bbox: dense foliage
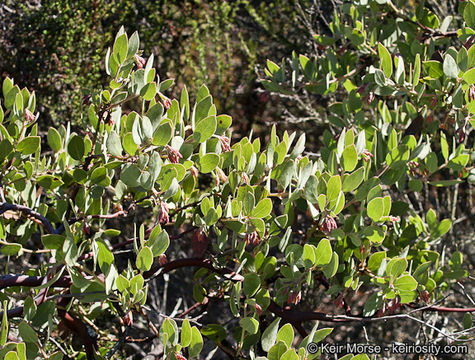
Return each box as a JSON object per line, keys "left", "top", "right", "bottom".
{"left": 0, "top": 1, "right": 474, "bottom": 360}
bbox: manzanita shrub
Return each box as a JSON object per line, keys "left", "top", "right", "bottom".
{"left": 0, "top": 1, "right": 474, "bottom": 359}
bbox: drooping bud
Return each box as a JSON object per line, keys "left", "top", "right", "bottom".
{"left": 133, "top": 54, "right": 146, "bottom": 69}
{"left": 420, "top": 290, "right": 430, "bottom": 303}
{"left": 361, "top": 149, "right": 373, "bottom": 162}
{"left": 165, "top": 145, "right": 183, "bottom": 164}
{"left": 333, "top": 294, "right": 344, "bottom": 308}
{"left": 162, "top": 97, "right": 172, "bottom": 110}
{"left": 83, "top": 223, "right": 92, "bottom": 238}
{"left": 25, "top": 109, "right": 35, "bottom": 123}
{"left": 387, "top": 297, "right": 400, "bottom": 314}
{"left": 286, "top": 290, "right": 301, "bottom": 305}
{"left": 320, "top": 215, "right": 337, "bottom": 234}
{"left": 457, "top": 127, "right": 466, "bottom": 143}
{"left": 216, "top": 167, "right": 227, "bottom": 183}
{"left": 158, "top": 202, "right": 169, "bottom": 224}
{"left": 241, "top": 172, "right": 249, "bottom": 185}
{"left": 190, "top": 166, "right": 199, "bottom": 178}
{"left": 175, "top": 354, "right": 187, "bottom": 360}
{"left": 387, "top": 215, "right": 400, "bottom": 224}
{"left": 158, "top": 254, "right": 168, "bottom": 266}
{"left": 218, "top": 135, "right": 231, "bottom": 152}
{"left": 363, "top": 92, "right": 374, "bottom": 104}
{"left": 469, "top": 85, "right": 475, "bottom": 103}
{"left": 244, "top": 230, "right": 260, "bottom": 246}
{"left": 123, "top": 310, "right": 133, "bottom": 327}
{"left": 192, "top": 227, "right": 209, "bottom": 258}
{"left": 255, "top": 304, "right": 263, "bottom": 317}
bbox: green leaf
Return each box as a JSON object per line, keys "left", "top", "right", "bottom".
{"left": 147, "top": 229, "right": 169, "bottom": 256}
{"left": 342, "top": 167, "right": 364, "bottom": 192}
{"left": 261, "top": 318, "right": 281, "bottom": 352}
{"left": 113, "top": 33, "right": 128, "bottom": 63}
{"left": 120, "top": 164, "right": 141, "bottom": 187}
{"left": 140, "top": 82, "right": 157, "bottom": 101}
{"left": 1, "top": 301, "right": 7, "bottom": 346}
{"left": 342, "top": 145, "right": 358, "bottom": 172}
{"left": 68, "top": 135, "right": 85, "bottom": 160}
{"left": 18, "top": 321, "right": 38, "bottom": 343}
{"left": 152, "top": 122, "right": 173, "bottom": 146}
{"left": 443, "top": 55, "right": 459, "bottom": 79}
{"left": 440, "top": 132, "right": 448, "bottom": 160}
{"left": 17, "top": 136, "right": 40, "bottom": 155}
{"left": 1, "top": 243, "right": 22, "bottom": 256}
{"left": 90, "top": 166, "right": 110, "bottom": 186}
{"left": 123, "top": 132, "right": 138, "bottom": 155}
{"left": 394, "top": 275, "right": 417, "bottom": 291}
{"left": 189, "top": 327, "right": 203, "bottom": 358}
{"left": 42, "top": 234, "right": 65, "bottom": 250}
{"left": 276, "top": 324, "right": 294, "bottom": 348}
{"left": 197, "top": 153, "right": 219, "bottom": 173}
{"left": 326, "top": 175, "right": 341, "bottom": 203}
{"left": 413, "top": 53, "right": 421, "bottom": 87}
{"left": 239, "top": 317, "right": 259, "bottom": 334}
{"left": 464, "top": 68, "right": 475, "bottom": 85}
{"left": 194, "top": 115, "right": 216, "bottom": 143}
{"left": 47, "top": 128, "right": 62, "bottom": 152}
{"left": 136, "top": 246, "right": 153, "bottom": 272}
{"left": 181, "top": 319, "right": 192, "bottom": 347}
{"left": 464, "top": 1, "right": 475, "bottom": 28}
{"left": 126, "top": 31, "right": 140, "bottom": 59}
{"left": 367, "top": 197, "right": 383, "bottom": 222}
{"left": 314, "top": 239, "right": 332, "bottom": 266}
{"left": 251, "top": 198, "right": 272, "bottom": 218}
{"left": 387, "top": 257, "right": 407, "bottom": 279}
{"left": 106, "top": 130, "right": 122, "bottom": 156}
{"left": 243, "top": 273, "right": 260, "bottom": 297}
{"left": 378, "top": 43, "right": 393, "bottom": 78}
{"left": 423, "top": 60, "right": 443, "bottom": 79}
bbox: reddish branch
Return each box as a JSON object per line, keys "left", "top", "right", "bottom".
{"left": 0, "top": 202, "right": 56, "bottom": 233}
{"left": 57, "top": 294, "right": 98, "bottom": 360}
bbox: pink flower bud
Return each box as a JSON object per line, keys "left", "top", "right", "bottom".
{"left": 363, "top": 92, "right": 374, "bottom": 104}
{"left": 241, "top": 172, "right": 249, "bottom": 185}
{"left": 158, "top": 202, "right": 169, "bottom": 224}
{"left": 25, "top": 109, "right": 35, "bottom": 123}
{"left": 320, "top": 215, "right": 337, "bottom": 234}
{"left": 388, "top": 215, "right": 399, "bottom": 223}
{"left": 361, "top": 149, "right": 373, "bottom": 162}
{"left": 83, "top": 223, "right": 91, "bottom": 237}
{"left": 286, "top": 290, "right": 301, "bottom": 305}
{"left": 133, "top": 54, "right": 146, "bottom": 69}
{"left": 387, "top": 297, "right": 400, "bottom": 314}
{"left": 158, "top": 254, "right": 168, "bottom": 266}
{"left": 218, "top": 136, "right": 231, "bottom": 152}
{"left": 244, "top": 230, "right": 260, "bottom": 246}
{"left": 420, "top": 290, "right": 430, "bottom": 303}
{"left": 175, "top": 354, "right": 187, "bottom": 360}
{"left": 123, "top": 310, "right": 133, "bottom": 326}
{"left": 162, "top": 97, "right": 172, "bottom": 110}
{"left": 255, "top": 304, "right": 263, "bottom": 317}
{"left": 165, "top": 145, "right": 182, "bottom": 164}
{"left": 192, "top": 228, "right": 208, "bottom": 258}
{"left": 216, "top": 167, "right": 227, "bottom": 183}
{"left": 190, "top": 166, "right": 198, "bottom": 178}
{"left": 469, "top": 86, "right": 475, "bottom": 103}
